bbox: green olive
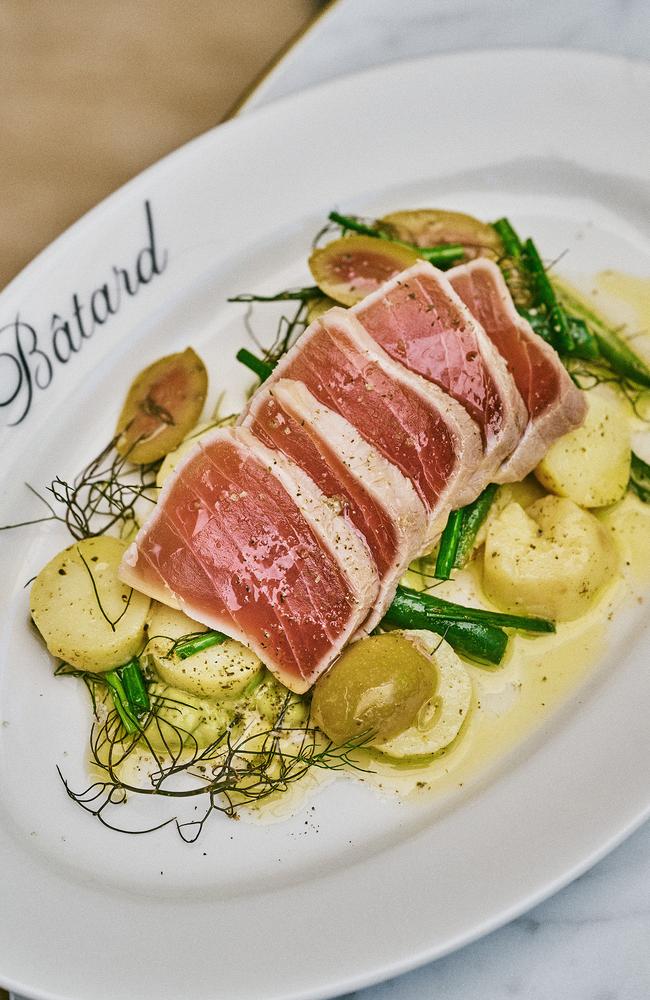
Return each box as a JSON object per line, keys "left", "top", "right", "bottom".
{"left": 379, "top": 209, "right": 503, "bottom": 261}
{"left": 115, "top": 347, "right": 208, "bottom": 464}
{"left": 311, "top": 633, "right": 436, "bottom": 744}
{"left": 308, "top": 235, "right": 419, "bottom": 306}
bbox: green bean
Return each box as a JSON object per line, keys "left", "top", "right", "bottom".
{"left": 389, "top": 586, "right": 555, "bottom": 633}
{"left": 104, "top": 670, "right": 139, "bottom": 734}
{"left": 120, "top": 659, "right": 150, "bottom": 715}
{"left": 173, "top": 630, "right": 228, "bottom": 660}
{"left": 454, "top": 483, "right": 499, "bottom": 568}
{"left": 382, "top": 595, "right": 508, "bottom": 666}
{"left": 554, "top": 284, "right": 650, "bottom": 388}
{"left": 236, "top": 348, "right": 274, "bottom": 383}
{"left": 434, "top": 509, "right": 464, "bottom": 580}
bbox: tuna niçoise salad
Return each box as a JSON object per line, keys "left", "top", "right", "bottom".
{"left": 15, "top": 208, "right": 650, "bottom": 841}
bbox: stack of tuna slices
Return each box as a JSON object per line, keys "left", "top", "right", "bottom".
{"left": 120, "top": 258, "right": 586, "bottom": 693}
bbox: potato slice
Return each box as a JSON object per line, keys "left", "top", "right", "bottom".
{"left": 30, "top": 536, "right": 150, "bottom": 672}
{"left": 115, "top": 347, "right": 208, "bottom": 464}
{"left": 374, "top": 631, "right": 472, "bottom": 759}
{"left": 482, "top": 496, "right": 617, "bottom": 621}
{"left": 308, "top": 235, "right": 418, "bottom": 306}
{"left": 535, "top": 392, "right": 631, "bottom": 507}
{"left": 144, "top": 603, "right": 262, "bottom": 699}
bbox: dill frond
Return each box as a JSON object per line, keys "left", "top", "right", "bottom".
{"left": 56, "top": 670, "right": 373, "bottom": 843}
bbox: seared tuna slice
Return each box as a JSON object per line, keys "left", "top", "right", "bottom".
{"left": 353, "top": 260, "right": 527, "bottom": 490}
{"left": 120, "top": 427, "right": 378, "bottom": 693}
{"left": 245, "top": 307, "right": 483, "bottom": 544}
{"left": 448, "top": 257, "right": 587, "bottom": 481}
{"left": 245, "top": 377, "right": 427, "bottom": 630}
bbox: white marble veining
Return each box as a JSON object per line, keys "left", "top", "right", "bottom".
{"left": 240, "top": 3, "right": 650, "bottom": 999}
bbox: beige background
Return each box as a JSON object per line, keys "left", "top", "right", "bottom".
{"left": 0, "top": 0, "right": 321, "bottom": 290}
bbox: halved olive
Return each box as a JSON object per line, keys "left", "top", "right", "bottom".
{"left": 115, "top": 347, "right": 208, "bottom": 464}
{"left": 379, "top": 209, "right": 503, "bottom": 261}
{"left": 311, "top": 632, "right": 437, "bottom": 744}
{"left": 308, "top": 235, "right": 419, "bottom": 306}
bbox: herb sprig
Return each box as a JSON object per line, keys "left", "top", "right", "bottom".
{"left": 56, "top": 673, "right": 372, "bottom": 842}
{"left": 0, "top": 438, "right": 160, "bottom": 540}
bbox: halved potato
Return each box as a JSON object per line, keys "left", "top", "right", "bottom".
{"left": 115, "top": 347, "right": 208, "bottom": 464}
{"left": 253, "top": 673, "right": 308, "bottom": 728}
{"left": 144, "top": 603, "right": 262, "bottom": 699}
{"left": 30, "top": 536, "right": 150, "bottom": 672}
{"left": 374, "top": 631, "right": 472, "bottom": 759}
{"left": 308, "top": 235, "right": 418, "bottom": 306}
{"left": 144, "top": 682, "right": 232, "bottom": 751}
{"left": 535, "top": 392, "right": 631, "bottom": 507}
{"left": 482, "top": 496, "right": 617, "bottom": 621}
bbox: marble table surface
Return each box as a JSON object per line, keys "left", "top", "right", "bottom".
{"left": 241, "top": 3, "right": 650, "bottom": 1000}
{"left": 10, "top": 4, "right": 649, "bottom": 1000}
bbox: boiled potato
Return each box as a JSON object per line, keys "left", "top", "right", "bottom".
{"left": 535, "top": 393, "right": 631, "bottom": 507}
{"left": 253, "top": 672, "right": 308, "bottom": 728}
{"left": 143, "top": 682, "right": 202, "bottom": 752}
{"left": 30, "top": 536, "right": 150, "bottom": 672}
{"left": 143, "top": 682, "right": 232, "bottom": 751}
{"left": 192, "top": 699, "right": 233, "bottom": 746}
{"left": 144, "top": 603, "right": 263, "bottom": 699}
{"left": 469, "top": 478, "right": 547, "bottom": 555}
{"left": 311, "top": 632, "right": 437, "bottom": 744}
{"left": 374, "top": 632, "right": 472, "bottom": 759}
{"left": 483, "top": 496, "right": 617, "bottom": 621}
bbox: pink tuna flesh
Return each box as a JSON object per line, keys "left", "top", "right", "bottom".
{"left": 448, "top": 257, "right": 562, "bottom": 420}
{"left": 354, "top": 262, "right": 513, "bottom": 449}
{"left": 268, "top": 315, "right": 458, "bottom": 512}
{"left": 248, "top": 393, "right": 399, "bottom": 578}
{"left": 121, "top": 434, "right": 363, "bottom": 691}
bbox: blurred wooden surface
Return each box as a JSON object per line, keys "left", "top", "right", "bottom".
{"left": 0, "top": 0, "right": 321, "bottom": 289}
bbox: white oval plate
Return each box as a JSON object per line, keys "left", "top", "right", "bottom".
{"left": 1, "top": 50, "right": 649, "bottom": 1000}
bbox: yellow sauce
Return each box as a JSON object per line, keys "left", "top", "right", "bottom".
{"left": 590, "top": 271, "right": 650, "bottom": 365}
{"left": 251, "top": 273, "right": 650, "bottom": 820}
